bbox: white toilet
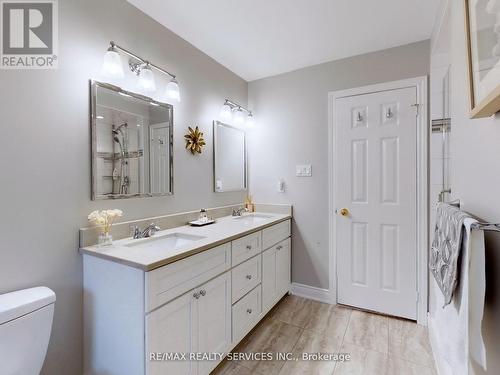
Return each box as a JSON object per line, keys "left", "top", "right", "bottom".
{"left": 0, "top": 287, "right": 56, "bottom": 375}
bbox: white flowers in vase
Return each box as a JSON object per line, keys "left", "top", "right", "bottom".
{"left": 87, "top": 209, "right": 123, "bottom": 246}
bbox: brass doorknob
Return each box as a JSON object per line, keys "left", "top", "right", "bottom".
{"left": 339, "top": 208, "right": 349, "bottom": 217}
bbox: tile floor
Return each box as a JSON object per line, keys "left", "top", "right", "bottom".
{"left": 212, "top": 295, "right": 436, "bottom": 375}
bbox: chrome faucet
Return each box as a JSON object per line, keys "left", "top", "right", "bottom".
{"left": 232, "top": 207, "right": 248, "bottom": 217}
{"left": 132, "top": 223, "right": 161, "bottom": 239}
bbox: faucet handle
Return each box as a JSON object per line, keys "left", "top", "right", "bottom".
{"left": 150, "top": 223, "right": 160, "bottom": 234}
{"left": 131, "top": 225, "right": 140, "bottom": 239}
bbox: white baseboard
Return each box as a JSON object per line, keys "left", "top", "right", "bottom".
{"left": 290, "top": 282, "right": 334, "bottom": 304}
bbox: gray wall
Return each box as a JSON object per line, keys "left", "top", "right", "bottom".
{"left": 0, "top": 0, "right": 247, "bottom": 374}
{"left": 248, "top": 41, "right": 430, "bottom": 289}
{"left": 447, "top": 2, "right": 500, "bottom": 374}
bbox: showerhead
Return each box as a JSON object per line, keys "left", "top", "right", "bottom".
{"left": 114, "top": 122, "right": 128, "bottom": 134}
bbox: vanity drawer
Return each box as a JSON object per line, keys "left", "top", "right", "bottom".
{"left": 232, "top": 285, "right": 262, "bottom": 343}
{"left": 232, "top": 255, "right": 261, "bottom": 303}
{"left": 262, "top": 220, "right": 291, "bottom": 250}
{"left": 145, "top": 243, "right": 231, "bottom": 312}
{"left": 231, "top": 232, "right": 262, "bottom": 266}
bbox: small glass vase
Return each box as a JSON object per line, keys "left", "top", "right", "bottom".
{"left": 98, "top": 232, "right": 113, "bottom": 246}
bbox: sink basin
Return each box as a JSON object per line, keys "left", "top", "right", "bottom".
{"left": 233, "top": 213, "right": 273, "bottom": 224}
{"left": 125, "top": 233, "right": 205, "bottom": 251}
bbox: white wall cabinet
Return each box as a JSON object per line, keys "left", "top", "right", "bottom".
{"left": 83, "top": 219, "right": 291, "bottom": 375}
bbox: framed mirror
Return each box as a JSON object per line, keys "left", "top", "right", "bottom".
{"left": 90, "top": 81, "right": 173, "bottom": 200}
{"left": 213, "top": 121, "right": 247, "bottom": 192}
{"left": 465, "top": 0, "right": 500, "bottom": 118}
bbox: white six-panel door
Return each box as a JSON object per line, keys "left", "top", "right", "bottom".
{"left": 335, "top": 87, "right": 418, "bottom": 320}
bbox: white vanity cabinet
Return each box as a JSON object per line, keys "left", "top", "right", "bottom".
{"left": 146, "top": 272, "right": 231, "bottom": 375}
{"left": 83, "top": 218, "right": 291, "bottom": 375}
{"left": 262, "top": 238, "right": 291, "bottom": 314}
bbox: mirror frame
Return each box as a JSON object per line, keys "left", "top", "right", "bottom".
{"left": 90, "top": 80, "right": 174, "bottom": 200}
{"left": 213, "top": 121, "right": 247, "bottom": 193}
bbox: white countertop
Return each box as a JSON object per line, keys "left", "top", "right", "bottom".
{"left": 80, "top": 212, "right": 291, "bottom": 271}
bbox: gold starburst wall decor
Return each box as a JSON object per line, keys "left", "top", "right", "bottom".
{"left": 184, "top": 126, "right": 206, "bottom": 154}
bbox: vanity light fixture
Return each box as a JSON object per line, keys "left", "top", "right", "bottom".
{"left": 136, "top": 63, "right": 156, "bottom": 93}
{"left": 219, "top": 99, "right": 256, "bottom": 127}
{"left": 166, "top": 78, "right": 180, "bottom": 102}
{"left": 246, "top": 112, "right": 255, "bottom": 128}
{"left": 234, "top": 107, "right": 245, "bottom": 125}
{"left": 102, "top": 41, "right": 181, "bottom": 102}
{"left": 102, "top": 45, "right": 124, "bottom": 79}
{"left": 219, "top": 100, "right": 233, "bottom": 121}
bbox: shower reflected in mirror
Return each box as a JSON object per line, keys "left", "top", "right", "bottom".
{"left": 91, "top": 81, "right": 173, "bottom": 200}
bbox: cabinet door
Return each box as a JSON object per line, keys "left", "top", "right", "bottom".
{"left": 146, "top": 292, "right": 197, "bottom": 375}
{"left": 276, "top": 238, "right": 291, "bottom": 296}
{"left": 195, "top": 272, "right": 232, "bottom": 375}
{"left": 262, "top": 247, "right": 277, "bottom": 313}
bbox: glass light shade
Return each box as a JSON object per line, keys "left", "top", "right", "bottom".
{"left": 166, "top": 78, "right": 181, "bottom": 102}
{"left": 246, "top": 113, "right": 255, "bottom": 128}
{"left": 137, "top": 65, "right": 156, "bottom": 92}
{"left": 102, "top": 48, "right": 124, "bottom": 79}
{"left": 234, "top": 108, "right": 245, "bottom": 125}
{"left": 220, "top": 103, "right": 233, "bottom": 121}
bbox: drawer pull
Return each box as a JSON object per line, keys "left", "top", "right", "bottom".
{"left": 246, "top": 274, "right": 252, "bottom": 280}
{"left": 246, "top": 245, "right": 252, "bottom": 250}
{"left": 246, "top": 308, "right": 253, "bottom": 314}
{"left": 199, "top": 289, "right": 206, "bottom": 297}
{"left": 193, "top": 292, "right": 200, "bottom": 299}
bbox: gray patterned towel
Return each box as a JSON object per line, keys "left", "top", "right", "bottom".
{"left": 430, "top": 203, "right": 470, "bottom": 306}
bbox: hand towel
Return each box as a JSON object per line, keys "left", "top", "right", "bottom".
{"left": 465, "top": 219, "right": 486, "bottom": 371}
{"left": 430, "top": 203, "right": 469, "bottom": 305}
{"left": 428, "top": 217, "right": 487, "bottom": 374}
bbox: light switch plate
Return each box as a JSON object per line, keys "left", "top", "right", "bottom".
{"left": 296, "top": 164, "right": 312, "bottom": 177}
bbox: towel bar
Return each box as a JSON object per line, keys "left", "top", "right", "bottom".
{"left": 471, "top": 223, "right": 500, "bottom": 232}
{"left": 441, "top": 200, "right": 500, "bottom": 232}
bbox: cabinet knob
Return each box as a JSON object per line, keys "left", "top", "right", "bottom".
{"left": 246, "top": 274, "right": 252, "bottom": 280}
{"left": 246, "top": 245, "right": 252, "bottom": 250}
{"left": 199, "top": 289, "right": 206, "bottom": 297}
{"left": 277, "top": 245, "right": 283, "bottom": 250}
{"left": 246, "top": 308, "right": 252, "bottom": 314}
{"left": 193, "top": 292, "right": 200, "bottom": 299}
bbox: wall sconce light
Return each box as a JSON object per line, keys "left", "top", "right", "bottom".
{"left": 219, "top": 101, "right": 233, "bottom": 121}
{"left": 133, "top": 63, "right": 156, "bottom": 93}
{"left": 102, "top": 41, "right": 181, "bottom": 102}
{"left": 219, "top": 99, "right": 256, "bottom": 127}
{"left": 234, "top": 107, "right": 245, "bottom": 125}
{"left": 166, "top": 78, "right": 180, "bottom": 102}
{"left": 246, "top": 112, "right": 255, "bottom": 128}
{"left": 102, "top": 45, "right": 124, "bottom": 79}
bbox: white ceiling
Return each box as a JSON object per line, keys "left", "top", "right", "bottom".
{"left": 127, "top": 0, "right": 439, "bottom": 81}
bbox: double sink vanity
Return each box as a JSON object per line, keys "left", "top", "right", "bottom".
{"left": 81, "top": 207, "right": 292, "bottom": 375}
{"left": 84, "top": 80, "right": 288, "bottom": 375}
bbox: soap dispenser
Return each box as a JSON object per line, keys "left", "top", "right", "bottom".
{"left": 245, "top": 195, "right": 255, "bottom": 213}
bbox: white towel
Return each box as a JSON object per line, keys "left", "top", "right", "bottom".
{"left": 466, "top": 219, "right": 486, "bottom": 371}
{"left": 428, "top": 217, "right": 486, "bottom": 374}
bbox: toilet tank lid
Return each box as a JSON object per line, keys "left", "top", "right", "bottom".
{"left": 0, "top": 287, "right": 56, "bottom": 325}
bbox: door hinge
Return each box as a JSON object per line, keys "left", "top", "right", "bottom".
{"left": 411, "top": 103, "right": 420, "bottom": 117}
